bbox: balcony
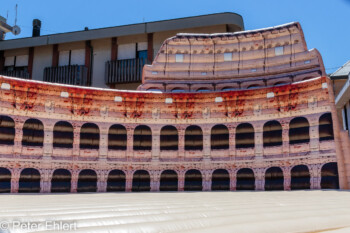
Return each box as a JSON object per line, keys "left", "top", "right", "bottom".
{"left": 0, "top": 69, "right": 30, "bottom": 79}
{"left": 105, "top": 58, "right": 150, "bottom": 85}
{"left": 44, "top": 65, "right": 89, "bottom": 86}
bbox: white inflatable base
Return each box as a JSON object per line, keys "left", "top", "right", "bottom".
{"left": 0, "top": 191, "right": 350, "bottom": 233}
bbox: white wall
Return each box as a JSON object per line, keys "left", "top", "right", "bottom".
{"left": 32, "top": 45, "right": 52, "bottom": 81}
{"left": 91, "top": 38, "right": 111, "bottom": 88}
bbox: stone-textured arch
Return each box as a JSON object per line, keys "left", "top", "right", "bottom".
{"left": 160, "top": 170, "right": 178, "bottom": 191}
{"left": 22, "top": 118, "right": 44, "bottom": 147}
{"left": 184, "top": 169, "right": 202, "bottom": 191}
{"left": 211, "top": 169, "right": 230, "bottom": 191}
{"left": 51, "top": 169, "right": 71, "bottom": 193}
{"left": 319, "top": 113, "right": 334, "bottom": 141}
{"left": 291, "top": 165, "right": 310, "bottom": 190}
{"left": 247, "top": 84, "right": 260, "bottom": 89}
{"left": 289, "top": 117, "right": 310, "bottom": 144}
{"left": 185, "top": 125, "right": 203, "bottom": 151}
{"left": 265, "top": 167, "right": 284, "bottom": 191}
{"left": 321, "top": 162, "right": 339, "bottom": 189}
{"left": 133, "top": 125, "right": 152, "bottom": 151}
{"left": 107, "top": 169, "right": 126, "bottom": 192}
{"left": 77, "top": 169, "right": 97, "bottom": 192}
{"left": 132, "top": 170, "right": 150, "bottom": 192}
{"left": 263, "top": 120, "right": 282, "bottom": 147}
{"left": 160, "top": 126, "right": 178, "bottom": 151}
{"left": 0, "top": 115, "right": 15, "bottom": 145}
{"left": 19, "top": 168, "right": 41, "bottom": 193}
{"left": 211, "top": 125, "right": 229, "bottom": 150}
{"left": 171, "top": 88, "right": 186, "bottom": 93}
{"left": 236, "top": 168, "right": 255, "bottom": 190}
{"left": 236, "top": 123, "right": 254, "bottom": 149}
{"left": 108, "top": 124, "right": 127, "bottom": 150}
{"left": 196, "top": 88, "right": 211, "bottom": 92}
{"left": 0, "top": 167, "right": 11, "bottom": 193}
{"left": 53, "top": 121, "right": 74, "bottom": 148}
{"left": 80, "top": 123, "right": 100, "bottom": 150}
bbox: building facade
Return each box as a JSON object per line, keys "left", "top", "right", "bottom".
{"left": 0, "top": 21, "right": 349, "bottom": 193}
{"left": 332, "top": 61, "right": 350, "bottom": 134}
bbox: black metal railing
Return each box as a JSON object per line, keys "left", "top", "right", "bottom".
{"left": 44, "top": 65, "right": 89, "bottom": 86}
{"left": 0, "top": 70, "right": 30, "bottom": 79}
{"left": 105, "top": 58, "right": 150, "bottom": 85}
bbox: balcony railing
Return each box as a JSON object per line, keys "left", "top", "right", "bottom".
{"left": 105, "top": 58, "right": 150, "bottom": 85}
{"left": 44, "top": 65, "right": 89, "bottom": 86}
{"left": 0, "top": 70, "right": 30, "bottom": 79}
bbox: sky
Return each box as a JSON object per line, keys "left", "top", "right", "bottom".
{"left": 1, "top": 0, "right": 350, "bottom": 74}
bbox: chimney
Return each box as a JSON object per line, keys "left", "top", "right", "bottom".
{"left": 32, "top": 19, "right": 41, "bottom": 37}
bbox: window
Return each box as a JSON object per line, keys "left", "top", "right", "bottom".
{"left": 175, "top": 54, "right": 183, "bottom": 62}
{"left": 275, "top": 46, "right": 284, "bottom": 56}
{"left": 59, "top": 49, "right": 85, "bottom": 66}
{"left": 2, "top": 55, "right": 29, "bottom": 78}
{"left": 224, "top": 53, "right": 232, "bottom": 61}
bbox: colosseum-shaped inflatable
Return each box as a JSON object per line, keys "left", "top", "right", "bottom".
{"left": 0, "top": 22, "right": 349, "bottom": 193}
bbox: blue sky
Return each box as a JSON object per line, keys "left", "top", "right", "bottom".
{"left": 1, "top": 0, "right": 350, "bottom": 74}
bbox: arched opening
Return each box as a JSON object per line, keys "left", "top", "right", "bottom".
{"left": 0, "top": 115, "right": 15, "bottom": 145}
{"left": 221, "top": 87, "right": 236, "bottom": 91}
{"left": 22, "top": 119, "right": 44, "bottom": 147}
{"left": 108, "top": 124, "right": 127, "bottom": 150}
{"left": 51, "top": 169, "right": 71, "bottom": 193}
{"left": 132, "top": 170, "right": 150, "bottom": 192}
{"left": 236, "top": 123, "right": 254, "bottom": 148}
{"left": 184, "top": 169, "right": 202, "bottom": 191}
{"left": 160, "top": 170, "right": 178, "bottom": 191}
{"left": 171, "top": 88, "right": 185, "bottom": 93}
{"left": 211, "top": 125, "right": 229, "bottom": 150}
{"left": 289, "top": 117, "right": 310, "bottom": 144}
{"left": 19, "top": 168, "right": 40, "bottom": 193}
{"left": 236, "top": 168, "right": 255, "bottom": 190}
{"left": 196, "top": 88, "right": 210, "bottom": 93}
{"left": 133, "top": 125, "right": 152, "bottom": 151}
{"left": 53, "top": 121, "right": 73, "bottom": 148}
{"left": 321, "top": 162, "right": 339, "bottom": 189}
{"left": 185, "top": 125, "right": 203, "bottom": 151}
{"left": 273, "top": 81, "right": 287, "bottom": 86}
{"left": 319, "top": 113, "right": 334, "bottom": 141}
{"left": 211, "top": 169, "right": 230, "bottom": 191}
{"left": 107, "top": 170, "right": 126, "bottom": 192}
{"left": 147, "top": 88, "right": 162, "bottom": 92}
{"left": 77, "top": 169, "right": 97, "bottom": 192}
{"left": 80, "top": 123, "right": 100, "bottom": 150}
{"left": 0, "top": 168, "right": 11, "bottom": 193}
{"left": 265, "top": 167, "right": 284, "bottom": 191}
{"left": 247, "top": 84, "right": 260, "bottom": 89}
{"left": 302, "top": 77, "right": 313, "bottom": 81}
{"left": 160, "top": 126, "right": 178, "bottom": 151}
{"left": 291, "top": 165, "right": 310, "bottom": 190}
{"left": 263, "top": 120, "right": 282, "bottom": 147}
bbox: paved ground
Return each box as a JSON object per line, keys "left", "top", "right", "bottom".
{"left": 0, "top": 191, "right": 350, "bottom": 233}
